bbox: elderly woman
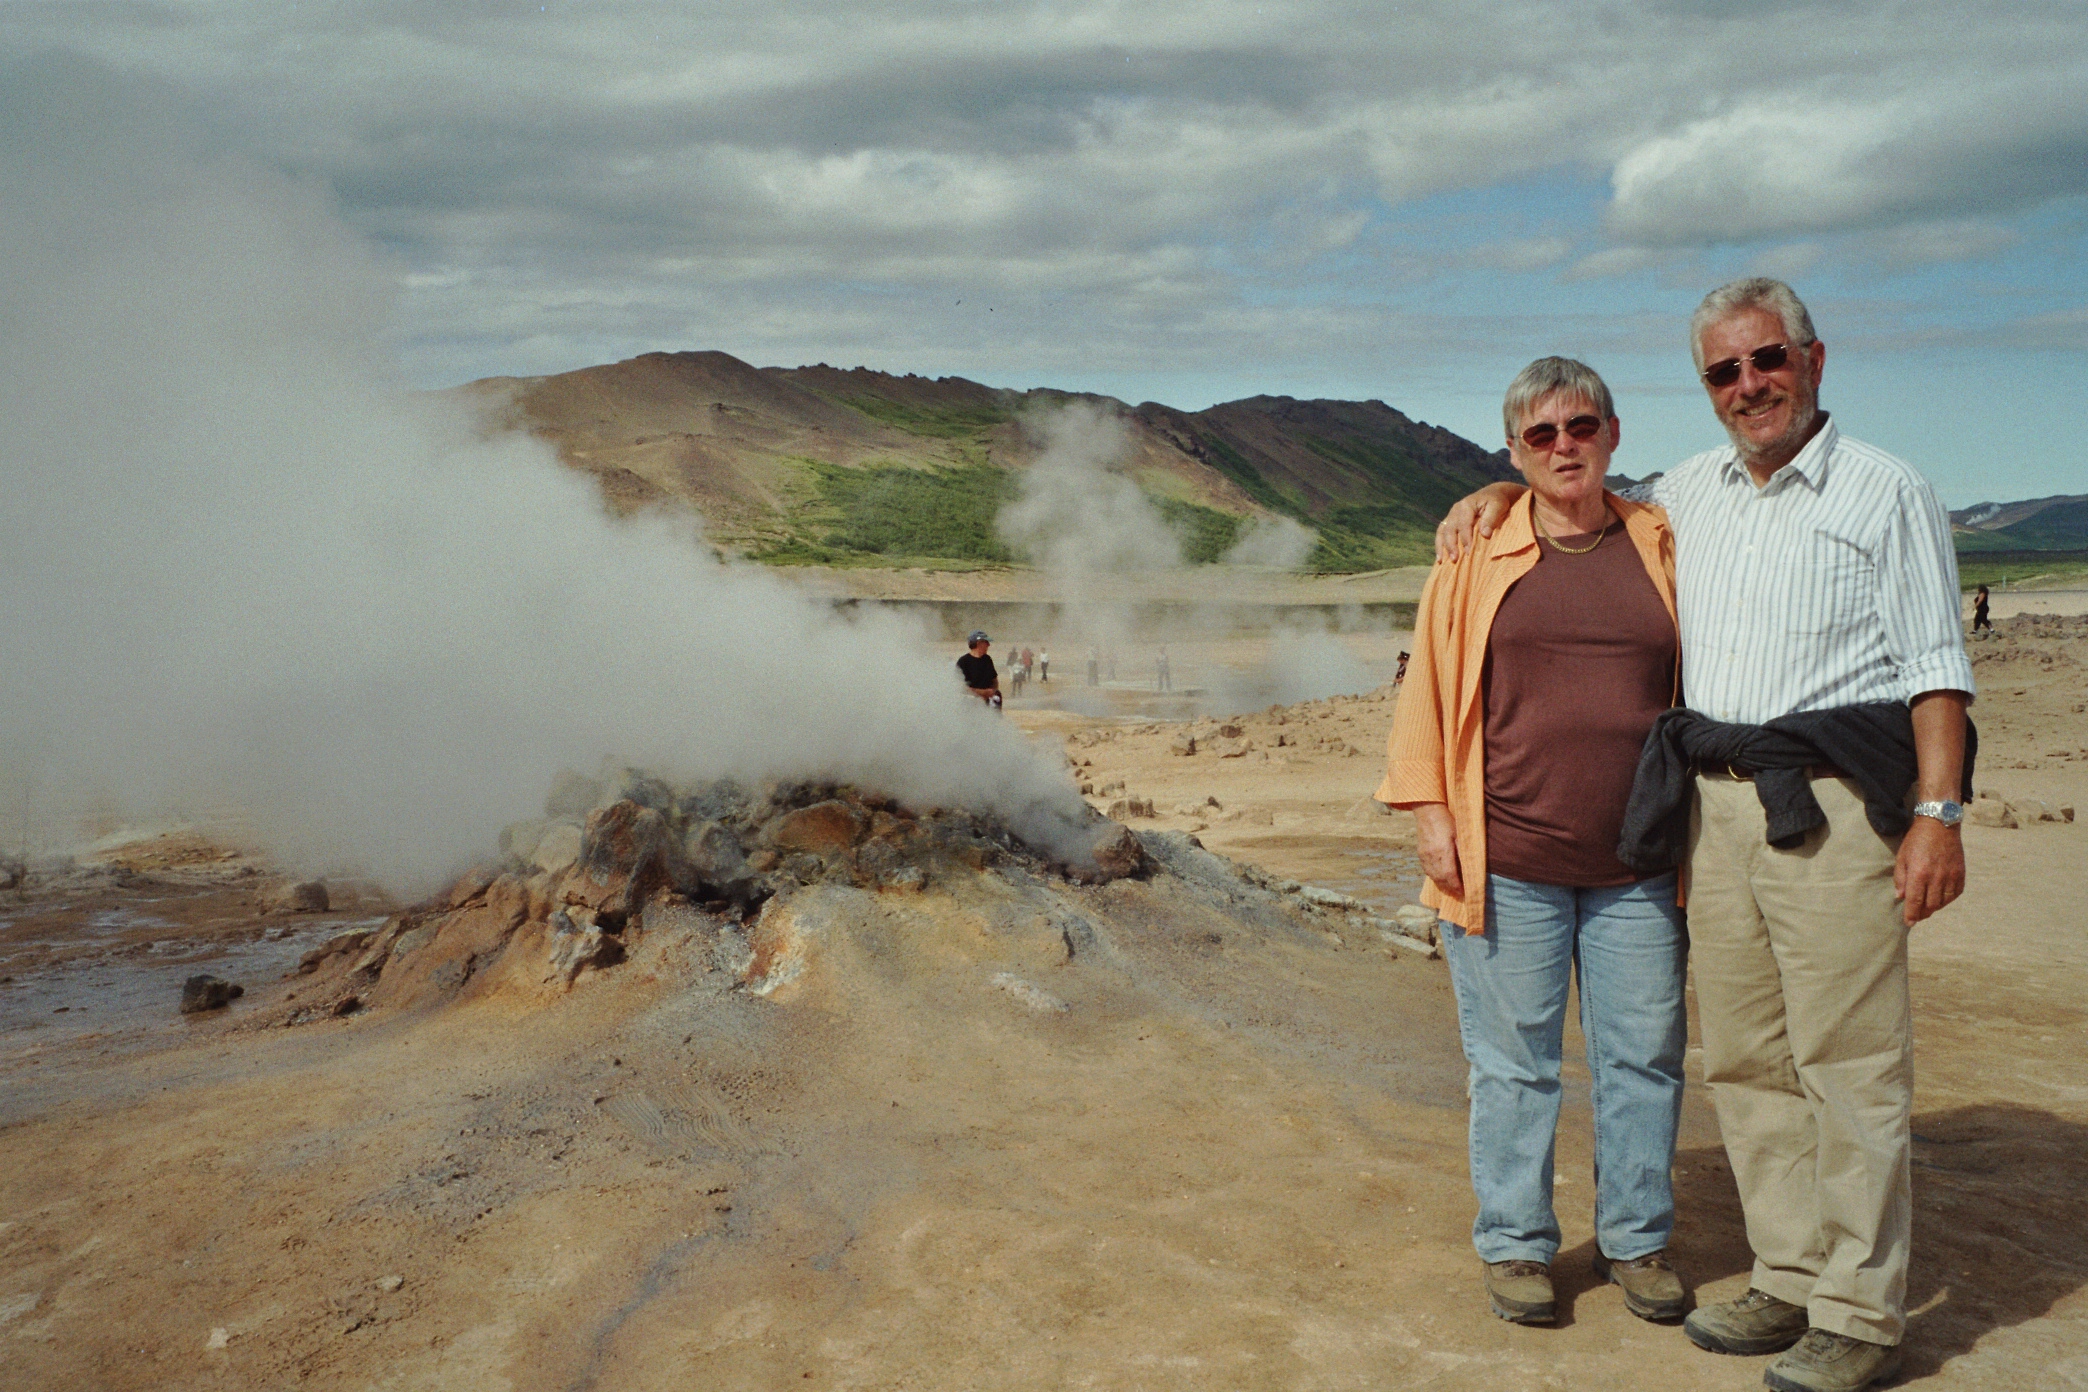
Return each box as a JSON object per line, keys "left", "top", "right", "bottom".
{"left": 1378, "top": 357, "right": 1688, "bottom": 1328}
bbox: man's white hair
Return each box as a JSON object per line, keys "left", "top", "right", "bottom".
{"left": 1690, "top": 277, "right": 1818, "bottom": 371}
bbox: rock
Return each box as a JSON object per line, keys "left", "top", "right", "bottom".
{"left": 544, "top": 769, "right": 604, "bottom": 818}
{"left": 990, "top": 971, "right": 1070, "bottom": 1015}
{"left": 444, "top": 864, "right": 498, "bottom": 909}
{"left": 529, "top": 823, "right": 584, "bottom": 875}
{"left": 2007, "top": 798, "right": 2064, "bottom": 824}
{"left": 1106, "top": 797, "right": 1156, "bottom": 820}
{"left": 763, "top": 800, "right": 868, "bottom": 856}
{"left": 1217, "top": 723, "right": 1245, "bottom": 738}
{"left": 375, "top": 1275, "right": 404, "bottom": 1293}
{"left": 567, "top": 800, "right": 689, "bottom": 916}
{"left": 882, "top": 865, "right": 928, "bottom": 894}
{"left": 1393, "top": 904, "right": 1440, "bottom": 945}
{"left": 1965, "top": 798, "right": 2017, "bottom": 828}
{"left": 1218, "top": 807, "right": 1276, "bottom": 827}
{"left": 2063, "top": 804, "right": 2077, "bottom": 823}
{"left": 1300, "top": 884, "right": 1361, "bottom": 910}
{"left": 684, "top": 820, "right": 749, "bottom": 882}
{"left": 1211, "top": 736, "right": 1252, "bottom": 758}
{"left": 1169, "top": 732, "right": 1197, "bottom": 756}
{"left": 297, "top": 929, "right": 373, "bottom": 975}
{"left": 180, "top": 974, "right": 243, "bottom": 1014}
{"left": 1377, "top": 929, "right": 1440, "bottom": 960}
{"left": 270, "top": 880, "right": 329, "bottom": 914}
{"left": 1072, "top": 823, "right": 1148, "bottom": 885}
{"left": 499, "top": 819, "right": 551, "bottom": 862}
{"left": 546, "top": 908, "right": 621, "bottom": 986}
{"left": 0, "top": 858, "right": 21, "bottom": 891}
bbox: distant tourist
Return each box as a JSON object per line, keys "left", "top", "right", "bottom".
{"left": 1038, "top": 648, "right": 1049, "bottom": 682}
{"left": 1086, "top": 648, "right": 1100, "bottom": 686}
{"left": 1156, "top": 645, "right": 1172, "bottom": 692}
{"left": 1972, "top": 584, "right": 1993, "bottom": 633}
{"left": 1010, "top": 657, "right": 1027, "bottom": 697}
{"left": 956, "top": 631, "right": 1001, "bottom": 711}
{"left": 1394, "top": 650, "right": 1410, "bottom": 686}
{"left": 1383, "top": 355, "right": 1687, "bottom": 1333}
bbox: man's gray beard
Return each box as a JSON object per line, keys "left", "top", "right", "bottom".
{"left": 1727, "top": 390, "right": 1822, "bottom": 468}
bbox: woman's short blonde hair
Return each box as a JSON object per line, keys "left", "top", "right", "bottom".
{"left": 1502, "top": 357, "right": 1615, "bottom": 441}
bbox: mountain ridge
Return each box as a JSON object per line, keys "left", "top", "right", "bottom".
{"left": 457, "top": 350, "right": 1518, "bottom": 571}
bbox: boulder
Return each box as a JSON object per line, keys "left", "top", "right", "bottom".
{"left": 543, "top": 769, "right": 604, "bottom": 818}
{"left": 529, "top": 823, "right": 584, "bottom": 875}
{"left": 1393, "top": 904, "right": 1440, "bottom": 946}
{"left": 270, "top": 880, "right": 329, "bottom": 914}
{"left": 1169, "top": 732, "right": 1197, "bottom": 757}
{"left": 297, "top": 929, "right": 374, "bottom": 975}
{"left": 1072, "top": 823, "right": 1148, "bottom": 885}
{"left": 1106, "top": 797, "right": 1156, "bottom": 820}
{"left": 545, "top": 908, "right": 621, "bottom": 987}
{"left": 499, "top": 819, "right": 552, "bottom": 862}
{"left": 180, "top": 974, "right": 243, "bottom": 1014}
{"left": 762, "top": 800, "right": 868, "bottom": 856}
{"left": 1211, "top": 737, "right": 1252, "bottom": 759}
{"left": 567, "top": 800, "right": 689, "bottom": 917}
{"left": 1965, "top": 798, "right": 2016, "bottom": 828}
{"left": 2007, "top": 798, "right": 2064, "bottom": 824}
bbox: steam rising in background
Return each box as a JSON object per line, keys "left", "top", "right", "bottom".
{"left": 0, "top": 60, "right": 1090, "bottom": 891}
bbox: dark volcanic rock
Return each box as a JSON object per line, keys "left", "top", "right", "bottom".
{"left": 568, "top": 800, "right": 691, "bottom": 916}
{"left": 180, "top": 974, "right": 243, "bottom": 1014}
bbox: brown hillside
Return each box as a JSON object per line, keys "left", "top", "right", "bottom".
{"left": 457, "top": 351, "right": 1514, "bottom": 569}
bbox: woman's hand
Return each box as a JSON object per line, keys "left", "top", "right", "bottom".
{"left": 1411, "top": 802, "right": 1463, "bottom": 898}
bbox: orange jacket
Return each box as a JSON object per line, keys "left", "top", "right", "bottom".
{"left": 1376, "top": 492, "right": 1678, "bottom": 933}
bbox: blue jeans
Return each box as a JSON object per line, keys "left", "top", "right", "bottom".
{"left": 1442, "top": 872, "right": 1687, "bottom": 1265}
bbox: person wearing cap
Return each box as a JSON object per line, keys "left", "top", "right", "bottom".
{"left": 958, "top": 631, "right": 1002, "bottom": 710}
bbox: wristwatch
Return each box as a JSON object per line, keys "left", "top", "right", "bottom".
{"left": 1912, "top": 799, "right": 1964, "bottom": 827}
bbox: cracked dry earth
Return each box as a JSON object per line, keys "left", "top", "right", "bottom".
{"left": 4, "top": 624, "right": 2088, "bottom": 1392}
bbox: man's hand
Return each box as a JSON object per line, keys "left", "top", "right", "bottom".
{"left": 1895, "top": 818, "right": 1964, "bottom": 926}
{"left": 1434, "top": 482, "right": 1525, "bottom": 562}
{"left": 1410, "top": 802, "right": 1463, "bottom": 898}
{"left": 1899, "top": 688, "right": 1971, "bottom": 926}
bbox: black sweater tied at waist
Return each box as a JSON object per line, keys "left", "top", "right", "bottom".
{"left": 1616, "top": 702, "right": 1977, "bottom": 875}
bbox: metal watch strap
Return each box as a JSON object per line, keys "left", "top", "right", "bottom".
{"left": 1912, "top": 799, "right": 1964, "bottom": 827}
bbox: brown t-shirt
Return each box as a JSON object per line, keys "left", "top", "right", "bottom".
{"left": 1482, "top": 519, "right": 1678, "bottom": 887}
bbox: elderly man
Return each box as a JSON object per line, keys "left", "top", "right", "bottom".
{"left": 1440, "top": 279, "right": 1972, "bottom": 1392}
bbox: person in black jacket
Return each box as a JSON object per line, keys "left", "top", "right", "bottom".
{"left": 956, "top": 631, "right": 1000, "bottom": 710}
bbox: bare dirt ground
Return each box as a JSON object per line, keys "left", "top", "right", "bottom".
{"left": 1, "top": 614, "right": 2084, "bottom": 1391}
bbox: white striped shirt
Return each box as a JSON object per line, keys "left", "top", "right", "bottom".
{"left": 1630, "top": 418, "right": 1975, "bottom": 724}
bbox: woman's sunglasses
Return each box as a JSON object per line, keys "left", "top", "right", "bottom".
{"left": 1700, "top": 343, "right": 1793, "bottom": 388}
{"left": 1518, "top": 415, "right": 1604, "bottom": 451}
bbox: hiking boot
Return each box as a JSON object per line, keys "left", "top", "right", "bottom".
{"left": 1483, "top": 1260, "right": 1555, "bottom": 1324}
{"left": 1764, "top": 1329, "right": 1902, "bottom": 1391}
{"left": 1593, "top": 1249, "right": 1688, "bottom": 1322}
{"left": 1683, "top": 1288, "right": 1809, "bottom": 1356}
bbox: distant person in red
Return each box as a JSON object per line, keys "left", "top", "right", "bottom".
{"left": 957, "top": 631, "right": 1001, "bottom": 710}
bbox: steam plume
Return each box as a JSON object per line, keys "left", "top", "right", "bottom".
{"left": 0, "top": 56, "right": 1089, "bottom": 891}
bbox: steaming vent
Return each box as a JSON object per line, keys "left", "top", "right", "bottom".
{"left": 274, "top": 771, "right": 1152, "bottom": 1022}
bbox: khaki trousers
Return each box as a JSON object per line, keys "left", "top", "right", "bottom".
{"left": 1688, "top": 774, "right": 1912, "bottom": 1345}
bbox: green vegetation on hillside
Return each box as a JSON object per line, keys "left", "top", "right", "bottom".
{"left": 1304, "top": 505, "right": 1438, "bottom": 572}
{"left": 837, "top": 396, "right": 1013, "bottom": 439}
{"left": 1151, "top": 497, "right": 1243, "bottom": 563}
{"left": 1955, "top": 550, "right": 2088, "bottom": 591}
{"left": 752, "top": 460, "right": 1018, "bottom": 566}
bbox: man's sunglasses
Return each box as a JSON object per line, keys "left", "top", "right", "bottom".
{"left": 1518, "top": 415, "right": 1604, "bottom": 451}
{"left": 1700, "top": 343, "right": 1794, "bottom": 388}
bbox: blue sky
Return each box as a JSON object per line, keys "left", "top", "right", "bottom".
{"left": 5, "top": 0, "right": 2085, "bottom": 507}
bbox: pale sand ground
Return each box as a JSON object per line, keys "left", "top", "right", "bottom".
{"left": 0, "top": 616, "right": 2083, "bottom": 1390}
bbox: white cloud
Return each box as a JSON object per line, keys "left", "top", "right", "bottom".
{"left": 1, "top": 0, "right": 2083, "bottom": 398}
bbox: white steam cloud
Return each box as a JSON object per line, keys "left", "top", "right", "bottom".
{"left": 995, "top": 404, "right": 1184, "bottom": 579}
{"left": 0, "top": 61, "right": 1090, "bottom": 892}
{"left": 1220, "top": 515, "right": 1319, "bottom": 571}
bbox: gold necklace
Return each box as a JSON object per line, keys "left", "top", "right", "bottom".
{"left": 1534, "top": 507, "right": 1609, "bottom": 555}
